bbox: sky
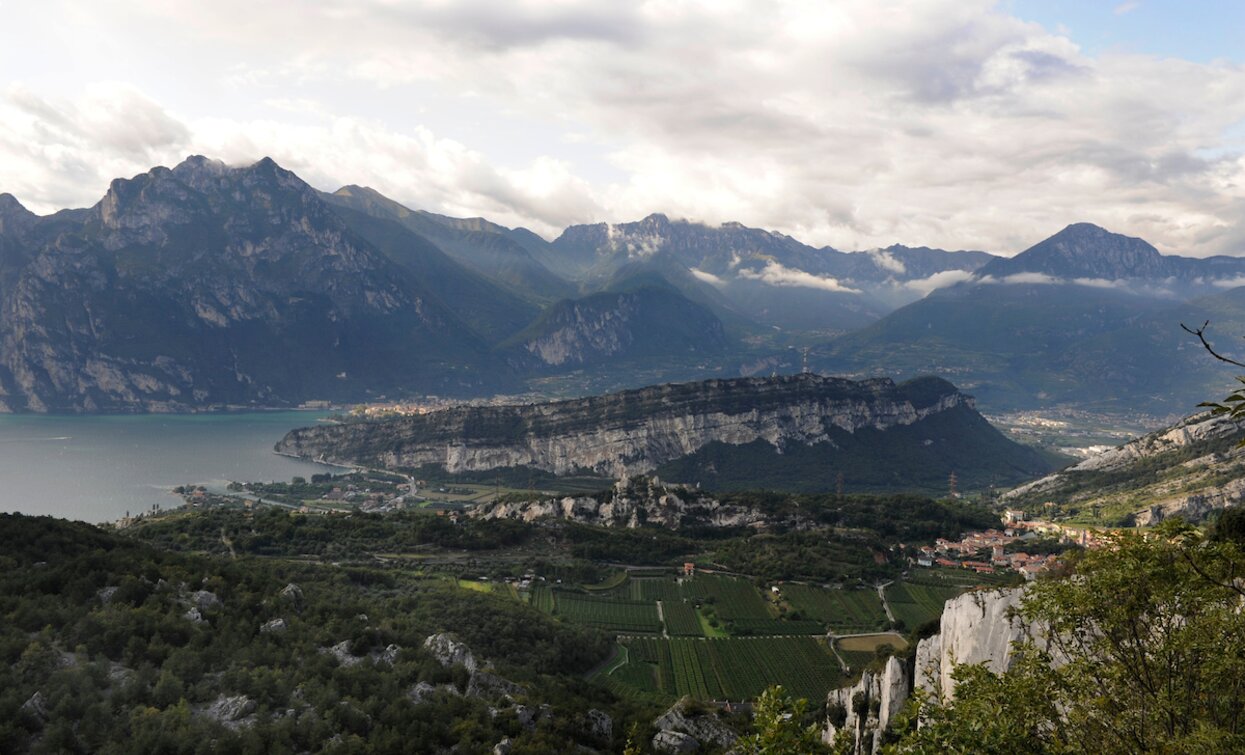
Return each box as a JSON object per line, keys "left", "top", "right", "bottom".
{"left": 2, "top": 0, "right": 1244, "bottom": 257}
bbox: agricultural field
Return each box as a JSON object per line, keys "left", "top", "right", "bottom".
{"left": 553, "top": 592, "right": 662, "bottom": 634}
{"left": 782, "top": 583, "right": 889, "bottom": 633}
{"left": 661, "top": 599, "right": 705, "bottom": 637}
{"left": 835, "top": 633, "right": 907, "bottom": 653}
{"left": 885, "top": 581, "right": 962, "bottom": 630}
{"left": 605, "top": 636, "right": 843, "bottom": 702}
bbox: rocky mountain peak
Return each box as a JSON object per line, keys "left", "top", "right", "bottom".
{"left": 0, "top": 193, "right": 36, "bottom": 236}
{"left": 980, "top": 222, "right": 1167, "bottom": 280}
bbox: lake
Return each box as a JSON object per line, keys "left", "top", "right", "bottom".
{"left": 0, "top": 412, "right": 340, "bottom": 523}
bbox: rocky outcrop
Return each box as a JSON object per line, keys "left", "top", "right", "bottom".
{"left": 278, "top": 373, "right": 978, "bottom": 478}
{"left": 651, "top": 698, "right": 739, "bottom": 752}
{"left": 472, "top": 476, "right": 768, "bottom": 529}
{"left": 1004, "top": 412, "right": 1245, "bottom": 525}
{"left": 198, "top": 695, "right": 257, "bottom": 730}
{"left": 823, "top": 656, "right": 908, "bottom": 754}
{"left": 1135, "top": 476, "right": 1245, "bottom": 526}
{"left": 408, "top": 681, "right": 461, "bottom": 705}
{"left": 424, "top": 633, "right": 478, "bottom": 673}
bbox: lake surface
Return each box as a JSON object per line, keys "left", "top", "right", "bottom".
{"left": 0, "top": 412, "right": 340, "bottom": 523}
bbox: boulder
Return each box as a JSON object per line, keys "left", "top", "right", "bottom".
{"left": 493, "top": 738, "right": 513, "bottom": 755}
{"left": 260, "top": 618, "right": 287, "bottom": 634}
{"left": 183, "top": 607, "right": 205, "bottom": 624}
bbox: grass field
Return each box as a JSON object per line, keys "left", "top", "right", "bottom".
{"left": 835, "top": 632, "right": 908, "bottom": 653}
{"left": 782, "top": 584, "right": 889, "bottom": 633}
{"left": 609, "top": 636, "right": 843, "bottom": 702}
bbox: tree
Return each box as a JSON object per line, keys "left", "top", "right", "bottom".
{"left": 740, "top": 685, "right": 829, "bottom": 754}
{"left": 1182, "top": 320, "right": 1245, "bottom": 439}
{"left": 889, "top": 522, "right": 1245, "bottom": 753}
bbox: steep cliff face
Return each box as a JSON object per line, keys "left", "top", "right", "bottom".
{"left": 913, "top": 588, "right": 1034, "bottom": 700}
{"left": 825, "top": 587, "right": 1038, "bottom": 752}
{"left": 275, "top": 374, "right": 1032, "bottom": 487}
{"left": 515, "top": 284, "right": 729, "bottom": 367}
{"left": 822, "top": 656, "right": 909, "bottom": 754}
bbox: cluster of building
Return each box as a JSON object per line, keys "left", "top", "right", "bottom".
{"left": 914, "top": 516, "right": 1060, "bottom": 580}
{"left": 1002, "top": 509, "right": 1111, "bottom": 548}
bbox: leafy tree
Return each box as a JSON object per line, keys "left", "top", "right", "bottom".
{"left": 890, "top": 522, "right": 1245, "bottom": 753}
{"left": 739, "top": 685, "right": 828, "bottom": 754}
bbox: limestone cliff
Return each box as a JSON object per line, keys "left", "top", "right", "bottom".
{"left": 822, "top": 656, "right": 909, "bottom": 754}
{"left": 275, "top": 373, "right": 1026, "bottom": 486}
{"left": 913, "top": 588, "right": 1033, "bottom": 700}
{"left": 824, "top": 587, "right": 1040, "bottom": 752}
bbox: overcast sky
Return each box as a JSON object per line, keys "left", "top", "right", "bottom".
{"left": 2, "top": 0, "right": 1244, "bottom": 256}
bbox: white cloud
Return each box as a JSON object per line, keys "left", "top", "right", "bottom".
{"left": 867, "top": 249, "right": 906, "bottom": 275}
{"left": 902, "top": 269, "right": 976, "bottom": 294}
{"left": 3, "top": 1, "right": 1245, "bottom": 257}
{"left": 689, "top": 267, "right": 727, "bottom": 287}
{"left": 1212, "top": 276, "right": 1245, "bottom": 288}
{"left": 737, "top": 260, "right": 861, "bottom": 293}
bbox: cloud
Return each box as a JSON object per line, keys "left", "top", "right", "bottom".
{"left": 975, "top": 272, "right": 1162, "bottom": 292}
{"left": 689, "top": 267, "right": 727, "bottom": 287}
{"left": 737, "top": 260, "right": 861, "bottom": 293}
{"left": 867, "top": 249, "right": 906, "bottom": 275}
{"left": 4, "top": 1, "right": 1245, "bottom": 257}
{"left": 902, "top": 269, "right": 976, "bottom": 294}
{"left": 1212, "top": 276, "right": 1245, "bottom": 288}
{"left": 1114, "top": 2, "right": 1140, "bottom": 16}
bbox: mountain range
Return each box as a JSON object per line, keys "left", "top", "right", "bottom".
{"left": 3, "top": 155, "right": 1245, "bottom": 415}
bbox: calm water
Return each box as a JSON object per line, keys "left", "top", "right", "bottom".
{"left": 0, "top": 412, "right": 339, "bottom": 523}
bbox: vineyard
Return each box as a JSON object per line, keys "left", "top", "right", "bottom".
{"left": 608, "top": 636, "right": 843, "bottom": 702}
{"left": 781, "top": 584, "right": 889, "bottom": 633}
{"left": 884, "top": 581, "right": 962, "bottom": 629}
{"left": 526, "top": 568, "right": 983, "bottom": 650}
{"left": 554, "top": 592, "right": 662, "bottom": 633}
{"left": 661, "top": 599, "right": 705, "bottom": 636}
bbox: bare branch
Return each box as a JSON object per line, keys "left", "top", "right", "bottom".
{"left": 1181, "top": 320, "right": 1245, "bottom": 369}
